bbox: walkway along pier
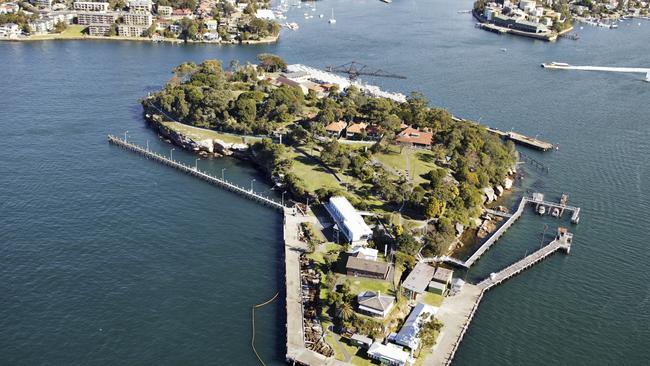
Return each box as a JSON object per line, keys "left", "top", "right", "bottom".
{"left": 452, "top": 116, "right": 555, "bottom": 151}
{"left": 437, "top": 228, "right": 574, "bottom": 366}
{"left": 107, "top": 135, "right": 285, "bottom": 211}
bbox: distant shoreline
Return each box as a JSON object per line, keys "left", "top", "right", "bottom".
{"left": 0, "top": 33, "right": 279, "bottom": 45}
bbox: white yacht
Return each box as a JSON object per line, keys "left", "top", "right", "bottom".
{"left": 329, "top": 9, "right": 336, "bottom": 24}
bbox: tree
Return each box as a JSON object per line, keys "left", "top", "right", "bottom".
{"left": 145, "top": 23, "right": 156, "bottom": 37}
{"left": 233, "top": 96, "right": 257, "bottom": 125}
{"left": 54, "top": 21, "right": 67, "bottom": 33}
{"left": 256, "top": 53, "right": 287, "bottom": 72}
{"left": 339, "top": 301, "right": 354, "bottom": 321}
{"left": 417, "top": 317, "right": 443, "bottom": 356}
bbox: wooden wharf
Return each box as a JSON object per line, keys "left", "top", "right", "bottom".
{"left": 107, "top": 135, "right": 285, "bottom": 211}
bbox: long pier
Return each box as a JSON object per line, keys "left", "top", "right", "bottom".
{"left": 421, "top": 193, "right": 580, "bottom": 268}
{"left": 107, "top": 135, "right": 285, "bottom": 210}
{"left": 433, "top": 230, "right": 574, "bottom": 366}
{"left": 452, "top": 116, "right": 554, "bottom": 151}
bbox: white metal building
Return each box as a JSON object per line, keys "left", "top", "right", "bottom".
{"left": 327, "top": 196, "right": 372, "bottom": 243}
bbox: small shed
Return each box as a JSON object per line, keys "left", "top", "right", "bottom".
{"left": 428, "top": 281, "right": 447, "bottom": 296}
{"left": 432, "top": 267, "right": 453, "bottom": 287}
{"left": 350, "top": 334, "right": 373, "bottom": 349}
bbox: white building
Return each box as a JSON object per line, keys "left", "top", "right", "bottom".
{"left": 326, "top": 196, "right": 372, "bottom": 243}
{"left": 0, "top": 23, "right": 20, "bottom": 37}
{"left": 77, "top": 12, "right": 118, "bottom": 26}
{"left": 205, "top": 19, "right": 218, "bottom": 31}
{"left": 0, "top": 2, "right": 20, "bottom": 14}
{"left": 128, "top": 0, "right": 152, "bottom": 13}
{"left": 157, "top": 5, "right": 172, "bottom": 17}
{"left": 519, "top": 0, "right": 537, "bottom": 13}
{"left": 255, "top": 9, "right": 276, "bottom": 20}
{"left": 391, "top": 302, "right": 437, "bottom": 351}
{"left": 73, "top": 1, "right": 109, "bottom": 12}
{"left": 367, "top": 342, "right": 411, "bottom": 366}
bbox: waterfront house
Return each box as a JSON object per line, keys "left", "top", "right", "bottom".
{"left": 395, "top": 126, "right": 433, "bottom": 148}
{"left": 346, "top": 256, "right": 389, "bottom": 280}
{"left": 367, "top": 342, "right": 410, "bottom": 366}
{"left": 324, "top": 120, "right": 347, "bottom": 138}
{"left": 326, "top": 196, "right": 372, "bottom": 243}
{"left": 401, "top": 262, "right": 435, "bottom": 300}
{"left": 0, "top": 22, "right": 20, "bottom": 37}
{"left": 390, "top": 302, "right": 437, "bottom": 351}
{"left": 357, "top": 290, "right": 395, "bottom": 318}
{"left": 77, "top": 12, "right": 118, "bottom": 26}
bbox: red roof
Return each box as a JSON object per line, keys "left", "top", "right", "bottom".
{"left": 172, "top": 8, "right": 192, "bottom": 16}
{"left": 346, "top": 122, "right": 368, "bottom": 134}
{"left": 395, "top": 126, "right": 433, "bottom": 146}
{"left": 325, "top": 121, "right": 347, "bottom": 132}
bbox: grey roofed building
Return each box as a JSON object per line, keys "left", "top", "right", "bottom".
{"left": 391, "top": 302, "right": 437, "bottom": 350}
{"left": 346, "top": 256, "right": 389, "bottom": 280}
{"left": 401, "top": 262, "right": 435, "bottom": 299}
{"left": 350, "top": 333, "right": 373, "bottom": 349}
{"left": 357, "top": 291, "right": 395, "bottom": 318}
{"left": 432, "top": 267, "right": 453, "bottom": 285}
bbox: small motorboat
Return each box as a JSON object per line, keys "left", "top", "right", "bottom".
{"left": 538, "top": 206, "right": 546, "bottom": 215}
{"left": 551, "top": 207, "right": 560, "bottom": 217}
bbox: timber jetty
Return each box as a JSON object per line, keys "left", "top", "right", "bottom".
{"left": 452, "top": 116, "right": 554, "bottom": 151}
{"left": 429, "top": 227, "right": 574, "bottom": 366}
{"left": 420, "top": 193, "right": 580, "bottom": 268}
{"left": 107, "top": 135, "right": 284, "bottom": 210}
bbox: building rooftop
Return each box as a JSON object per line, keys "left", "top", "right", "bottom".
{"left": 402, "top": 262, "right": 435, "bottom": 294}
{"left": 346, "top": 122, "right": 368, "bottom": 134}
{"left": 346, "top": 256, "right": 389, "bottom": 276}
{"left": 368, "top": 342, "right": 409, "bottom": 364}
{"left": 392, "top": 302, "right": 437, "bottom": 350}
{"left": 395, "top": 126, "right": 433, "bottom": 146}
{"left": 432, "top": 267, "right": 453, "bottom": 284}
{"left": 358, "top": 291, "right": 395, "bottom": 315}
{"left": 325, "top": 120, "right": 347, "bottom": 132}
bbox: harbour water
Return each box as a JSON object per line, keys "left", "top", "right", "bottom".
{"left": 1, "top": 0, "right": 649, "bottom": 364}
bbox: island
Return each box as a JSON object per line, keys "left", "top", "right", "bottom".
{"left": 0, "top": 0, "right": 280, "bottom": 44}
{"left": 139, "top": 54, "right": 524, "bottom": 365}
{"left": 472, "top": 0, "right": 649, "bottom": 41}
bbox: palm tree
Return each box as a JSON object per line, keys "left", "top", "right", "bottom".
{"left": 339, "top": 302, "right": 354, "bottom": 321}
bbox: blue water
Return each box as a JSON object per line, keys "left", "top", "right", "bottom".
{"left": 1, "top": 0, "right": 649, "bottom": 364}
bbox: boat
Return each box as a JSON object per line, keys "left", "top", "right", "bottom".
{"left": 560, "top": 193, "right": 569, "bottom": 206}
{"left": 500, "top": 48, "right": 507, "bottom": 52}
{"left": 381, "top": 0, "right": 392, "bottom": 3}
{"left": 541, "top": 62, "right": 570, "bottom": 68}
{"left": 551, "top": 207, "right": 560, "bottom": 217}
{"left": 328, "top": 8, "right": 336, "bottom": 24}
{"left": 538, "top": 206, "right": 546, "bottom": 215}
{"left": 645, "top": 72, "right": 650, "bottom": 82}
{"left": 319, "top": 14, "right": 324, "bottom": 18}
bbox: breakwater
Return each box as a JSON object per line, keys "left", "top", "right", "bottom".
{"left": 107, "top": 135, "right": 285, "bottom": 210}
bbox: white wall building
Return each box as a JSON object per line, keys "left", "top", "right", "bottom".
{"left": 128, "top": 0, "right": 152, "bottom": 13}
{"left": 326, "top": 196, "right": 372, "bottom": 243}
{"left": 73, "top": 1, "right": 109, "bottom": 12}
{"left": 367, "top": 342, "right": 411, "bottom": 366}
{"left": 0, "top": 23, "right": 21, "bottom": 37}
{"left": 391, "top": 302, "right": 437, "bottom": 351}
{"left": 255, "top": 9, "right": 275, "bottom": 20}
{"left": 0, "top": 2, "right": 20, "bottom": 14}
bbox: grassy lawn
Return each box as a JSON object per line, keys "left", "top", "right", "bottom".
{"left": 374, "top": 146, "right": 439, "bottom": 185}
{"left": 417, "top": 291, "right": 445, "bottom": 307}
{"left": 31, "top": 25, "right": 85, "bottom": 40}
{"left": 287, "top": 149, "right": 343, "bottom": 192}
{"left": 345, "top": 276, "right": 395, "bottom": 296}
{"left": 161, "top": 121, "right": 262, "bottom": 144}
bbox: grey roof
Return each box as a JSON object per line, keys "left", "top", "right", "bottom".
{"left": 357, "top": 291, "right": 395, "bottom": 312}
{"left": 393, "top": 302, "right": 436, "bottom": 350}
{"left": 428, "top": 281, "right": 446, "bottom": 291}
{"left": 432, "top": 267, "right": 453, "bottom": 284}
{"left": 346, "top": 256, "right": 389, "bottom": 275}
{"left": 402, "top": 262, "right": 435, "bottom": 294}
{"left": 351, "top": 333, "right": 373, "bottom": 345}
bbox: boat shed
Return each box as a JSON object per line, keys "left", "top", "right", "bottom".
{"left": 401, "top": 262, "right": 435, "bottom": 300}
